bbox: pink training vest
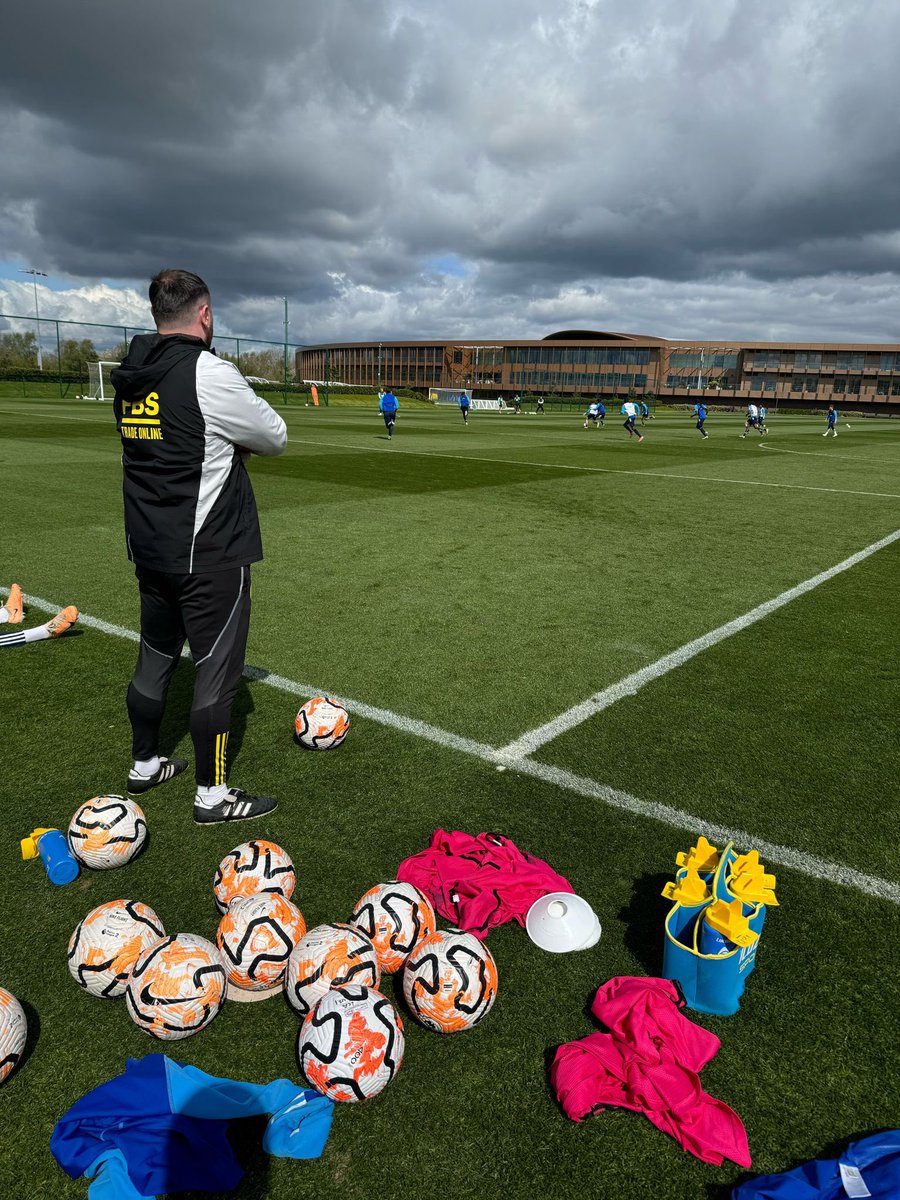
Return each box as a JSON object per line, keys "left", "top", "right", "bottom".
{"left": 397, "top": 830, "right": 574, "bottom": 939}
{"left": 551, "top": 976, "right": 751, "bottom": 1168}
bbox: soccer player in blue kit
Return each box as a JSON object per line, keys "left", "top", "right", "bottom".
{"left": 823, "top": 405, "right": 838, "bottom": 437}
{"left": 458, "top": 391, "right": 471, "bottom": 425}
{"left": 694, "top": 401, "right": 709, "bottom": 438}
{"left": 379, "top": 387, "right": 398, "bottom": 439}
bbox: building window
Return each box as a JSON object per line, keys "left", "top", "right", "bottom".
{"left": 877, "top": 380, "right": 890, "bottom": 395}
{"left": 892, "top": 379, "right": 900, "bottom": 395}
{"left": 846, "top": 376, "right": 861, "bottom": 394}
{"left": 794, "top": 352, "right": 822, "bottom": 369}
{"left": 879, "top": 353, "right": 896, "bottom": 371}
{"left": 833, "top": 378, "right": 846, "bottom": 393}
{"left": 835, "top": 353, "right": 864, "bottom": 371}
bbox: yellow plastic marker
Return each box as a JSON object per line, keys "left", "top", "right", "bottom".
{"left": 704, "top": 898, "right": 758, "bottom": 948}
{"left": 20, "top": 827, "right": 58, "bottom": 860}
{"left": 662, "top": 867, "right": 710, "bottom": 906}
{"left": 675, "top": 835, "right": 720, "bottom": 874}
{"left": 730, "top": 870, "right": 779, "bottom": 907}
{"left": 731, "top": 850, "right": 762, "bottom": 877}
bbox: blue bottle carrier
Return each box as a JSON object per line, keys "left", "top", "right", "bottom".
{"left": 661, "top": 838, "right": 778, "bottom": 1017}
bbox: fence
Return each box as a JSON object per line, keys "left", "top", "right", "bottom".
{"left": 0, "top": 312, "right": 310, "bottom": 403}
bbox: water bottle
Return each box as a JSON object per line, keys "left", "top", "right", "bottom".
{"left": 20, "top": 828, "right": 80, "bottom": 885}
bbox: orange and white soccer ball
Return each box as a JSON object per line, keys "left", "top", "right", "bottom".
{"left": 68, "top": 796, "right": 147, "bottom": 870}
{"left": 216, "top": 892, "right": 306, "bottom": 992}
{"left": 213, "top": 840, "right": 296, "bottom": 914}
{"left": 350, "top": 881, "right": 437, "bottom": 974}
{"left": 0, "top": 989, "right": 27, "bottom": 1085}
{"left": 294, "top": 696, "right": 350, "bottom": 750}
{"left": 68, "top": 900, "right": 166, "bottom": 998}
{"left": 298, "top": 984, "right": 404, "bottom": 1102}
{"left": 284, "top": 923, "right": 380, "bottom": 1017}
{"left": 401, "top": 929, "right": 498, "bottom": 1033}
{"left": 126, "top": 934, "right": 226, "bottom": 1040}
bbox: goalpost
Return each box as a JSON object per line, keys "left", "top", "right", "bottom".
{"left": 428, "top": 387, "right": 501, "bottom": 411}
{"left": 87, "top": 361, "right": 120, "bottom": 401}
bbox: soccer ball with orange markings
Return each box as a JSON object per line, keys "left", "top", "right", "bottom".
{"left": 67, "top": 900, "right": 166, "bottom": 998}
{"left": 294, "top": 696, "right": 350, "bottom": 750}
{"left": 349, "top": 881, "right": 437, "bottom": 974}
{"left": 68, "top": 796, "right": 147, "bottom": 870}
{"left": 401, "top": 929, "right": 498, "bottom": 1033}
{"left": 284, "top": 923, "right": 380, "bottom": 1017}
{"left": 213, "top": 840, "right": 296, "bottom": 914}
{"left": 0, "top": 988, "right": 27, "bottom": 1085}
{"left": 298, "top": 984, "right": 404, "bottom": 1102}
{"left": 125, "top": 934, "right": 226, "bottom": 1040}
{"left": 216, "top": 892, "right": 306, "bottom": 992}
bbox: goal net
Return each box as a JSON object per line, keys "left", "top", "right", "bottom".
{"left": 87, "top": 361, "right": 120, "bottom": 401}
{"left": 428, "top": 388, "right": 501, "bottom": 411}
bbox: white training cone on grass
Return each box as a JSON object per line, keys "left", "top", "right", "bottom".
{"left": 525, "top": 892, "right": 601, "bottom": 953}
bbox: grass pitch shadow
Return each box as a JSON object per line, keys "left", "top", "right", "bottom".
{"left": 619, "top": 871, "right": 670, "bottom": 976}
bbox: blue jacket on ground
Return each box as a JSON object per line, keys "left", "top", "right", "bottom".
{"left": 51, "top": 1055, "right": 334, "bottom": 1199}
{"left": 733, "top": 1130, "right": 900, "bottom": 1199}
{"left": 379, "top": 391, "right": 398, "bottom": 413}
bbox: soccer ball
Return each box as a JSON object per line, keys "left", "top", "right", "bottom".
{"left": 68, "top": 796, "right": 147, "bottom": 870}
{"left": 294, "top": 696, "right": 350, "bottom": 750}
{"left": 350, "top": 881, "right": 437, "bottom": 974}
{"left": 126, "top": 934, "right": 226, "bottom": 1040}
{"left": 67, "top": 900, "right": 166, "bottom": 998}
{"left": 213, "top": 840, "right": 296, "bottom": 914}
{"left": 401, "top": 929, "right": 498, "bottom": 1033}
{"left": 0, "top": 989, "right": 27, "bottom": 1085}
{"left": 216, "top": 892, "right": 307, "bottom": 992}
{"left": 298, "top": 984, "right": 404, "bottom": 1102}
{"left": 284, "top": 923, "right": 380, "bottom": 1017}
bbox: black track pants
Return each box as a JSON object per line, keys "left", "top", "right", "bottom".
{"left": 127, "top": 565, "right": 251, "bottom": 787}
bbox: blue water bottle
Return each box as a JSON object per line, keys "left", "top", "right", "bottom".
{"left": 21, "top": 827, "right": 80, "bottom": 885}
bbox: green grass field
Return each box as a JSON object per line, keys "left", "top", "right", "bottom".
{"left": 1, "top": 398, "right": 898, "bottom": 1200}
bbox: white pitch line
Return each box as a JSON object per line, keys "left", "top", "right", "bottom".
{"left": 498, "top": 526, "right": 900, "bottom": 760}
{"left": 285, "top": 434, "right": 900, "bottom": 501}
{"left": 2, "top": 404, "right": 898, "bottom": 499}
{"left": 759, "top": 443, "right": 900, "bottom": 466}
{"left": 4, "top": 588, "right": 899, "bottom": 905}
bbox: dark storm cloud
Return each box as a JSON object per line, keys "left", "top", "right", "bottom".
{"left": 2, "top": 0, "right": 900, "bottom": 342}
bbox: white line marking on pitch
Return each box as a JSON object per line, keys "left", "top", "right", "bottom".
{"left": 286, "top": 434, "right": 900, "bottom": 501}
{"left": 2, "top": 404, "right": 898, "bottom": 500}
{"left": 4, "top": 588, "right": 898, "bottom": 905}
{"left": 759, "top": 443, "right": 900, "bottom": 466}
{"left": 497, "top": 527, "right": 900, "bottom": 760}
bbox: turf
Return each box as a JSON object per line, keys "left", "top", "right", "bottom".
{"left": 0, "top": 400, "right": 898, "bottom": 1199}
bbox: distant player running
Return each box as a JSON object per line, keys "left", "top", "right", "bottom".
{"left": 758, "top": 404, "right": 768, "bottom": 435}
{"left": 458, "top": 391, "right": 470, "bottom": 425}
{"left": 380, "top": 387, "right": 398, "bottom": 439}
{"left": 741, "top": 402, "right": 761, "bottom": 438}
{"left": 0, "top": 584, "right": 79, "bottom": 648}
{"left": 597, "top": 400, "right": 606, "bottom": 426}
{"left": 622, "top": 399, "right": 644, "bottom": 442}
{"left": 640, "top": 400, "right": 650, "bottom": 424}
{"left": 694, "top": 401, "right": 709, "bottom": 438}
{"left": 823, "top": 405, "right": 838, "bottom": 437}
{"left": 583, "top": 401, "right": 599, "bottom": 429}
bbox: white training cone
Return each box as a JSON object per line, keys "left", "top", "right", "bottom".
{"left": 525, "top": 892, "right": 601, "bottom": 953}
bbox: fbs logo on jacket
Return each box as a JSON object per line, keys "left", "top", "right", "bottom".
{"left": 121, "top": 391, "right": 163, "bottom": 442}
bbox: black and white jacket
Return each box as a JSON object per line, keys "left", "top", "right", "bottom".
{"left": 112, "top": 333, "right": 287, "bottom": 574}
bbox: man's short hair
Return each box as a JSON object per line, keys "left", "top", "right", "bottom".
{"left": 149, "top": 269, "right": 210, "bottom": 327}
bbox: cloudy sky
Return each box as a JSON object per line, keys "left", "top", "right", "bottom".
{"left": 2, "top": 0, "right": 900, "bottom": 348}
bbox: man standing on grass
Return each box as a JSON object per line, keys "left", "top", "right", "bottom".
{"left": 112, "top": 269, "right": 287, "bottom": 826}
{"left": 458, "top": 391, "right": 471, "bottom": 425}
{"left": 379, "top": 386, "right": 398, "bottom": 438}
{"left": 622, "top": 397, "right": 644, "bottom": 442}
{"left": 823, "top": 405, "right": 838, "bottom": 437}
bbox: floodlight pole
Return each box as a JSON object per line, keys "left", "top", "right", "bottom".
{"left": 20, "top": 267, "right": 48, "bottom": 370}
{"left": 283, "top": 297, "right": 289, "bottom": 406}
